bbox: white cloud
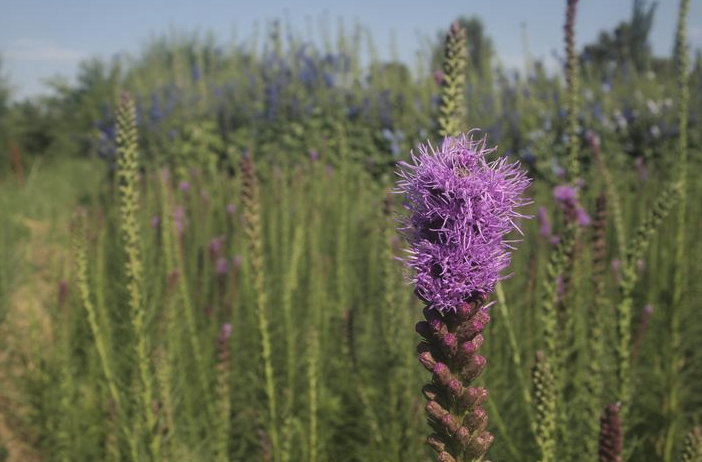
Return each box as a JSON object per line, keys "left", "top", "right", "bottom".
{"left": 4, "top": 38, "right": 85, "bottom": 61}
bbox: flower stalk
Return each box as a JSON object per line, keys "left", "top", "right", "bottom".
{"left": 116, "top": 93, "right": 159, "bottom": 460}
{"left": 438, "top": 21, "right": 467, "bottom": 137}
{"left": 240, "top": 152, "right": 280, "bottom": 461}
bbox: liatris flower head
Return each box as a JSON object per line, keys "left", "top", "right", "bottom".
{"left": 576, "top": 205, "right": 591, "bottom": 227}
{"left": 179, "top": 180, "right": 191, "bottom": 192}
{"left": 553, "top": 184, "right": 576, "bottom": 204}
{"left": 553, "top": 183, "right": 590, "bottom": 227}
{"left": 151, "top": 215, "right": 161, "bottom": 229}
{"left": 396, "top": 132, "right": 531, "bottom": 312}
{"left": 226, "top": 203, "right": 237, "bottom": 215}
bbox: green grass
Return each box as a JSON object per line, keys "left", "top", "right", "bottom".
{"left": 1, "top": 6, "right": 701, "bottom": 462}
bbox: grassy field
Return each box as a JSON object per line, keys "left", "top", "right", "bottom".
{"left": 0, "top": 1, "right": 701, "bottom": 461}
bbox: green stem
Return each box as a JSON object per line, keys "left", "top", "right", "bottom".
{"left": 666, "top": 0, "right": 691, "bottom": 459}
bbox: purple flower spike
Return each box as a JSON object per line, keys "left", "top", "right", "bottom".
{"left": 179, "top": 180, "right": 191, "bottom": 192}
{"left": 226, "top": 203, "right": 237, "bottom": 215}
{"left": 151, "top": 215, "right": 161, "bottom": 229}
{"left": 396, "top": 132, "right": 531, "bottom": 312}
{"left": 553, "top": 184, "right": 576, "bottom": 204}
{"left": 400, "top": 132, "right": 530, "bottom": 462}
{"left": 576, "top": 206, "right": 591, "bottom": 227}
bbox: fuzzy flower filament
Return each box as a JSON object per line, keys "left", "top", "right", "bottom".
{"left": 397, "top": 132, "right": 531, "bottom": 312}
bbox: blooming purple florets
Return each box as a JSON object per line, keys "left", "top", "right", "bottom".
{"left": 553, "top": 184, "right": 576, "bottom": 203}
{"left": 396, "top": 132, "right": 531, "bottom": 312}
{"left": 553, "top": 184, "right": 590, "bottom": 228}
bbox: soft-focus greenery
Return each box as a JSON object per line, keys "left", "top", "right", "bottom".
{"left": 0, "top": 2, "right": 701, "bottom": 461}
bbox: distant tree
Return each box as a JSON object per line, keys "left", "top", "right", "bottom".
{"left": 44, "top": 57, "right": 122, "bottom": 155}
{"left": 369, "top": 61, "right": 412, "bottom": 86}
{"left": 8, "top": 100, "right": 54, "bottom": 157}
{"left": 431, "top": 16, "right": 494, "bottom": 79}
{"left": 581, "top": 0, "right": 657, "bottom": 72}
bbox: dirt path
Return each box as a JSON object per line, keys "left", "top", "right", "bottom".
{"left": 0, "top": 214, "right": 72, "bottom": 461}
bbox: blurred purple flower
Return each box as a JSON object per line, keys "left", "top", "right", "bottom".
{"left": 553, "top": 184, "right": 577, "bottom": 205}
{"left": 575, "top": 206, "right": 591, "bottom": 227}
{"left": 226, "top": 203, "right": 237, "bottom": 215}
{"left": 179, "top": 181, "right": 191, "bottom": 192}
{"left": 151, "top": 215, "right": 161, "bottom": 229}
{"left": 219, "top": 323, "right": 233, "bottom": 341}
{"left": 215, "top": 257, "right": 229, "bottom": 275}
{"left": 174, "top": 205, "right": 186, "bottom": 236}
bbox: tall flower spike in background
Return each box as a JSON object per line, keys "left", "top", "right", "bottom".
{"left": 116, "top": 92, "right": 159, "bottom": 460}
{"left": 396, "top": 132, "right": 530, "bottom": 461}
{"left": 437, "top": 21, "right": 467, "bottom": 138}
{"left": 667, "top": 0, "right": 691, "bottom": 459}
{"left": 240, "top": 151, "right": 280, "bottom": 461}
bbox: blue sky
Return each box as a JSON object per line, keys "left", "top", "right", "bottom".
{"left": 1, "top": 0, "right": 701, "bottom": 100}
